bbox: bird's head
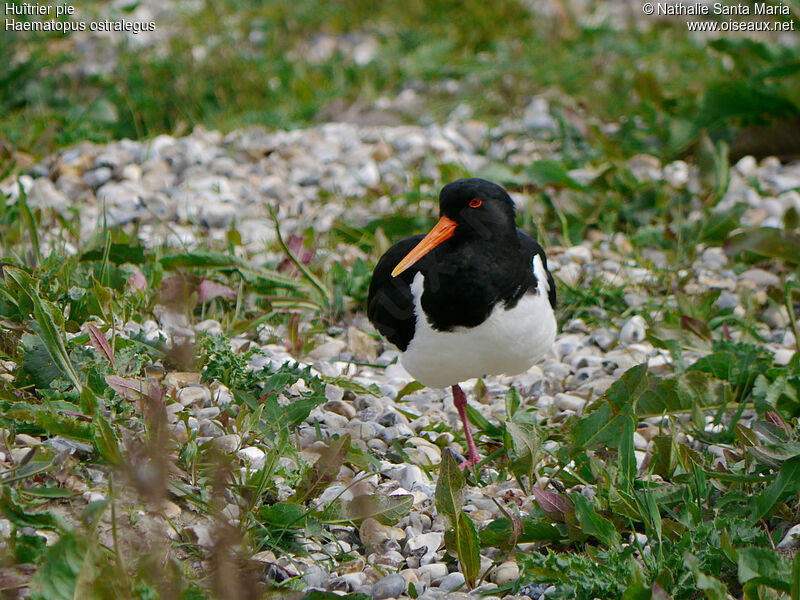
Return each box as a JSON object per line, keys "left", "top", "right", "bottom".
{"left": 392, "top": 178, "right": 517, "bottom": 277}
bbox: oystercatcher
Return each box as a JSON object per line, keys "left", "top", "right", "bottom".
{"left": 367, "top": 178, "right": 556, "bottom": 468}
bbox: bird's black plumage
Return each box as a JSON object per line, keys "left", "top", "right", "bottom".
{"left": 367, "top": 178, "right": 555, "bottom": 351}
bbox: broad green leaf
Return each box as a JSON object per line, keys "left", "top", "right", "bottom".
{"left": 92, "top": 417, "right": 122, "bottom": 466}
{"left": 506, "top": 421, "right": 541, "bottom": 489}
{"left": 752, "top": 456, "right": 800, "bottom": 522}
{"left": 6, "top": 268, "right": 83, "bottom": 394}
{"left": 572, "top": 493, "right": 621, "bottom": 551}
{"left": 724, "top": 228, "right": 800, "bottom": 265}
{"left": 159, "top": 251, "right": 245, "bottom": 270}
{"left": 79, "top": 243, "right": 146, "bottom": 264}
{"left": 505, "top": 386, "right": 521, "bottom": 419}
{"left": 22, "top": 334, "right": 63, "bottom": 388}
{"left": 104, "top": 375, "right": 147, "bottom": 401}
{"left": 792, "top": 551, "right": 800, "bottom": 600}
{"left": 637, "top": 371, "right": 728, "bottom": 417}
{"left": 465, "top": 404, "right": 502, "bottom": 436}
{"left": 684, "top": 552, "right": 728, "bottom": 600}
{"left": 395, "top": 381, "right": 424, "bottom": 401}
{"left": 29, "top": 531, "right": 96, "bottom": 600}
{"left": 478, "top": 516, "right": 565, "bottom": 547}
{"left": 607, "top": 363, "right": 649, "bottom": 411}
{"left": 87, "top": 324, "right": 114, "bottom": 366}
{"left": 572, "top": 404, "right": 625, "bottom": 449}
{"left": 737, "top": 546, "right": 791, "bottom": 592}
{"left": 522, "top": 160, "right": 586, "bottom": 190}
{"left": 435, "top": 448, "right": 466, "bottom": 524}
{"left": 290, "top": 434, "right": 351, "bottom": 504}
{"left": 18, "top": 182, "right": 41, "bottom": 266}
{"left": 456, "top": 511, "right": 481, "bottom": 589}
{"left": 0, "top": 487, "right": 63, "bottom": 530}
{"left": 619, "top": 415, "right": 636, "bottom": 492}
{"left": 21, "top": 488, "right": 76, "bottom": 499}
{"left": 530, "top": 488, "right": 573, "bottom": 523}
{"left": 259, "top": 502, "right": 306, "bottom": 528}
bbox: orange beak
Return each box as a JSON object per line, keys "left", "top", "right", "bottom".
{"left": 391, "top": 216, "right": 457, "bottom": 277}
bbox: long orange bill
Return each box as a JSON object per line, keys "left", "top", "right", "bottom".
{"left": 391, "top": 216, "right": 457, "bottom": 277}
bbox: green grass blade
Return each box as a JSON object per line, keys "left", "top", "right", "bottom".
{"left": 18, "top": 182, "right": 42, "bottom": 267}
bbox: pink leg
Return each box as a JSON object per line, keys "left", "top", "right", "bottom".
{"left": 452, "top": 384, "right": 482, "bottom": 469}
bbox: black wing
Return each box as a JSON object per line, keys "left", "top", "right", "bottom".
{"left": 517, "top": 229, "right": 556, "bottom": 310}
{"left": 367, "top": 235, "right": 425, "bottom": 351}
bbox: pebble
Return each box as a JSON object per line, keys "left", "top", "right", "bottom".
{"left": 493, "top": 560, "right": 520, "bottom": 586}
{"left": 372, "top": 573, "right": 407, "bottom": 599}
{"left": 178, "top": 385, "right": 211, "bottom": 407}
{"left": 554, "top": 393, "right": 586, "bottom": 414}
{"left": 405, "top": 532, "right": 443, "bottom": 556}
{"left": 439, "top": 572, "right": 466, "bottom": 591}
{"left": 213, "top": 434, "right": 240, "bottom": 453}
{"left": 619, "top": 316, "right": 647, "bottom": 344}
{"left": 777, "top": 524, "right": 800, "bottom": 548}
{"left": 418, "top": 562, "right": 448, "bottom": 585}
{"left": 238, "top": 446, "right": 266, "bottom": 470}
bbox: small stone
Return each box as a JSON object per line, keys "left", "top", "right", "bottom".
{"left": 556, "top": 263, "right": 581, "bottom": 287}
{"left": 325, "top": 383, "right": 345, "bottom": 403}
{"left": 405, "top": 437, "right": 442, "bottom": 465}
{"left": 213, "top": 434, "right": 240, "bottom": 453}
{"left": 418, "top": 562, "right": 448, "bottom": 585}
{"left": 740, "top": 268, "right": 780, "bottom": 288}
{"left": 773, "top": 349, "right": 795, "bottom": 366}
{"left": 165, "top": 371, "right": 202, "bottom": 388}
{"left": 398, "top": 465, "right": 430, "bottom": 491}
{"left": 735, "top": 155, "right": 758, "bottom": 177}
{"left": 554, "top": 393, "right": 585, "bottom": 414}
{"left": 194, "top": 406, "right": 221, "bottom": 420}
{"left": 762, "top": 306, "right": 788, "bottom": 329}
{"left": 183, "top": 524, "right": 213, "bottom": 547}
{"left": 303, "top": 564, "right": 328, "bottom": 589}
{"left": 13, "top": 433, "right": 41, "bottom": 446}
{"left": 360, "top": 518, "right": 405, "bottom": 554}
{"left": 177, "top": 385, "right": 211, "bottom": 407}
{"left": 372, "top": 573, "right": 407, "bottom": 599}
{"left": 83, "top": 167, "right": 113, "bottom": 188}
{"left": 714, "top": 291, "right": 740, "bottom": 311}
{"left": 633, "top": 432, "right": 648, "bottom": 451}
{"left": 405, "top": 532, "right": 443, "bottom": 557}
{"left": 564, "top": 245, "right": 592, "bottom": 264}
{"left": 325, "top": 399, "right": 356, "bottom": 420}
{"left": 589, "top": 328, "right": 616, "bottom": 351}
{"left": 199, "top": 420, "right": 224, "bottom": 438}
{"left": 493, "top": 560, "right": 520, "bottom": 586}
{"left": 619, "top": 316, "right": 647, "bottom": 344}
{"left": 439, "top": 572, "right": 465, "bottom": 591}
{"left": 664, "top": 160, "right": 689, "bottom": 187}
{"left": 348, "top": 326, "right": 378, "bottom": 362}
{"left": 238, "top": 446, "right": 266, "bottom": 470}
{"left": 777, "top": 524, "right": 800, "bottom": 548}
{"left": 308, "top": 339, "right": 347, "bottom": 360}
{"left": 160, "top": 500, "right": 182, "bottom": 519}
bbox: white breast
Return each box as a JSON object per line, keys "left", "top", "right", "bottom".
{"left": 401, "top": 255, "right": 556, "bottom": 389}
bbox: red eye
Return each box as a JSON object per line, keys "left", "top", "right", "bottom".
{"left": 469, "top": 198, "right": 482, "bottom": 208}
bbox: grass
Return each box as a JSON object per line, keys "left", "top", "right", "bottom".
{"left": 3, "top": 1, "right": 799, "bottom": 160}
{"left": 2, "top": 1, "right": 800, "bottom": 599}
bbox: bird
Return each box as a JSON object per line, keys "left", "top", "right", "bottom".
{"left": 367, "top": 178, "right": 557, "bottom": 468}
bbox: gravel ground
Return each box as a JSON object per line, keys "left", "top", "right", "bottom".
{"left": 1, "top": 101, "right": 798, "bottom": 598}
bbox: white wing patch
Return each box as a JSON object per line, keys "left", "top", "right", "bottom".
{"left": 533, "top": 254, "right": 549, "bottom": 296}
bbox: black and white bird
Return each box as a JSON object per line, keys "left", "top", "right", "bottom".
{"left": 367, "top": 178, "right": 557, "bottom": 468}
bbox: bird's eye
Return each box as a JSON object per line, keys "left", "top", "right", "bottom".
{"left": 469, "top": 198, "right": 482, "bottom": 208}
